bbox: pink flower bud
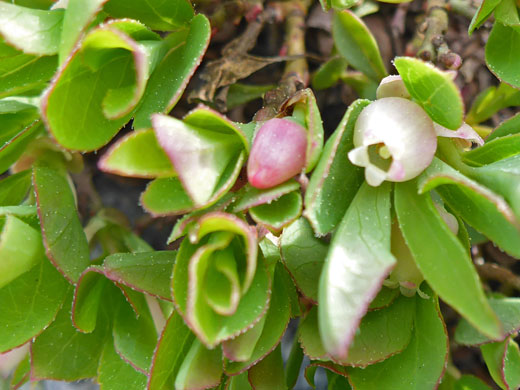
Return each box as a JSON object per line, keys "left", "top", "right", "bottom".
{"left": 247, "top": 118, "right": 307, "bottom": 189}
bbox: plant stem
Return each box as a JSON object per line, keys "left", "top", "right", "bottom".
{"left": 254, "top": 0, "right": 310, "bottom": 121}
{"left": 417, "top": 0, "right": 462, "bottom": 69}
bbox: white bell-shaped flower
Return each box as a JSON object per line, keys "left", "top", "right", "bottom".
{"left": 348, "top": 97, "right": 438, "bottom": 186}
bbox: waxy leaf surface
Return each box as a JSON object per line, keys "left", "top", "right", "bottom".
{"left": 0, "top": 3, "right": 63, "bottom": 56}
{"left": 347, "top": 286, "right": 448, "bottom": 389}
{"left": 134, "top": 14, "right": 210, "bottom": 129}
{"left": 455, "top": 298, "right": 520, "bottom": 346}
{"left": 280, "top": 218, "right": 328, "bottom": 302}
{"left": 333, "top": 11, "right": 387, "bottom": 81}
{"left": 33, "top": 164, "right": 90, "bottom": 283}
{"left": 147, "top": 311, "right": 195, "bottom": 390}
{"left": 0, "top": 257, "right": 68, "bottom": 352}
{"left": 304, "top": 99, "right": 368, "bottom": 235}
{"left": 486, "top": 23, "right": 520, "bottom": 88}
{"left": 318, "top": 182, "right": 394, "bottom": 359}
{"left": 394, "top": 57, "right": 463, "bottom": 129}
{"left": 395, "top": 180, "right": 501, "bottom": 339}
{"left": 418, "top": 158, "right": 520, "bottom": 258}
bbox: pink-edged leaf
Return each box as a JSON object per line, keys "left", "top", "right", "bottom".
{"left": 455, "top": 297, "right": 520, "bottom": 346}
{"left": 300, "top": 295, "right": 414, "bottom": 367}
{"left": 318, "top": 182, "right": 395, "bottom": 359}
{"left": 33, "top": 164, "right": 90, "bottom": 283}
{"left": 174, "top": 339, "right": 223, "bottom": 390}
{"left": 280, "top": 217, "right": 328, "bottom": 302}
{"left": 152, "top": 112, "right": 245, "bottom": 207}
{"left": 396, "top": 179, "right": 502, "bottom": 340}
{"left": 304, "top": 99, "right": 369, "bottom": 236}
{"left": 481, "top": 336, "right": 520, "bottom": 390}
{"left": 232, "top": 180, "right": 300, "bottom": 212}
{"left": 97, "top": 335, "right": 148, "bottom": 390}
{"left": 247, "top": 344, "right": 286, "bottom": 390}
{"left": 133, "top": 14, "right": 210, "bottom": 129}
{"left": 249, "top": 191, "right": 302, "bottom": 232}
{"left": 347, "top": 285, "right": 449, "bottom": 389}
{"left": 42, "top": 20, "right": 150, "bottom": 151}
{"left": 140, "top": 177, "right": 195, "bottom": 217}
{"left": 224, "top": 264, "right": 290, "bottom": 376}
{"left": 0, "top": 256, "right": 69, "bottom": 353}
{"left": 188, "top": 212, "right": 258, "bottom": 293}
{"left": 147, "top": 311, "right": 195, "bottom": 390}
{"left": 113, "top": 291, "right": 158, "bottom": 374}
{"left": 98, "top": 129, "right": 176, "bottom": 178}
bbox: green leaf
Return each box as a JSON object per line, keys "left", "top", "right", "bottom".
{"left": 0, "top": 170, "right": 31, "bottom": 206}
{"left": 0, "top": 3, "right": 64, "bottom": 56}
{"left": 174, "top": 241, "right": 269, "bottom": 348}
{"left": 147, "top": 311, "right": 195, "bottom": 390}
{"left": 368, "top": 286, "right": 399, "bottom": 310}
{"left": 59, "top": 0, "right": 108, "bottom": 64}
{"left": 42, "top": 21, "right": 150, "bottom": 151}
{"left": 468, "top": 0, "right": 502, "bottom": 33}
{"left": 300, "top": 295, "right": 414, "bottom": 366}
{"left": 72, "top": 269, "right": 109, "bottom": 333}
{"left": 0, "top": 51, "right": 57, "bottom": 98}
{"left": 113, "top": 292, "right": 158, "bottom": 373}
{"left": 487, "top": 113, "right": 520, "bottom": 141}
{"left": 318, "top": 182, "right": 394, "bottom": 359}
{"left": 31, "top": 293, "right": 108, "bottom": 381}
{"left": 333, "top": 10, "right": 387, "bottom": 81}
{"left": 141, "top": 177, "right": 195, "bottom": 216}
{"left": 227, "top": 372, "right": 253, "bottom": 390}
{"left": 222, "top": 315, "right": 266, "bottom": 363}
{"left": 280, "top": 218, "right": 328, "bottom": 302}
{"left": 462, "top": 134, "right": 520, "bottom": 166}
{"left": 467, "top": 84, "right": 520, "bottom": 125}
{"left": 232, "top": 180, "right": 300, "bottom": 212}
{"left": 456, "top": 375, "right": 493, "bottom": 390}
{"left": 394, "top": 56, "right": 463, "bottom": 129}
{"left": 133, "top": 14, "right": 210, "bottom": 129}
{"left": 33, "top": 164, "right": 90, "bottom": 283}
{"left": 249, "top": 191, "right": 302, "bottom": 232}
{"left": 174, "top": 339, "right": 222, "bottom": 390}
{"left": 0, "top": 120, "right": 42, "bottom": 175}
{"left": 485, "top": 23, "right": 520, "bottom": 89}
{"left": 395, "top": 179, "right": 502, "bottom": 339}
{"left": 418, "top": 158, "right": 520, "bottom": 258}
{"left": 9, "top": 354, "right": 30, "bottom": 390}
{"left": 347, "top": 285, "right": 448, "bottom": 389}
{"left": 304, "top": 99, "right": 369, "bottom": 235}
{"left": 0, "top": 215, "right": 43, "bottom": 288}
{"left": 285, "top": 334, "right": 304, "bottom": 389}
{"left": 248, "top": 344, "right": 286, "bottom": 390}
{"left": 494, "top": 0, "right": 520, "bottom": 28}
{"left": 103, "top": 251, "right": 177, "bottom": 300}
{"left": 153, "top": 111, "right": 245, "bottom": 207}
{"left": 224, "top": 264, "right": 291, "bottom": 375}
{"left": 99, "top": 129, "right": 175, "bottom": 178}
{"left": 104, "top": 0, "right": 194, "bottom": 31}
{"left": 0, "top": 256, "right": 69, "bottom": 353}
{"left": 481, "top": 337, "right": 520, "bottom": 390}
{"left": 312, "top": 57, "right": 348, "bottom": 90}
{"left": 98, "top": 336, "right": 148, "bottom": 390}
{"left": 467, "top": 154, "right": 520, "bottom": 221}
{"left": 281, "top": 88, "right": 324, "bottom": 172}
{"left": 455, "top": 298, "right": 520, "bottom": 346}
